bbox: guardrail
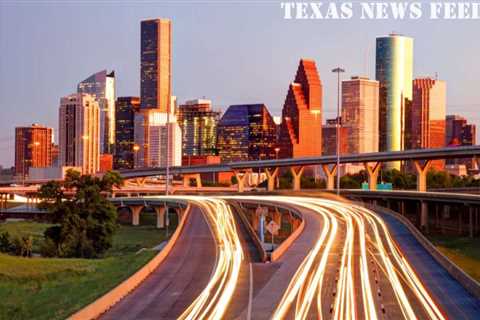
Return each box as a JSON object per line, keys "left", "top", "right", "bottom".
{"left": 68, "top": 204, "right": 192, "bottom": 320}
{"left": 270, "top": 216, "right": 305, "bottom": 262}
{"left": 367, "top": 203, "right": 480, "bottom": 301}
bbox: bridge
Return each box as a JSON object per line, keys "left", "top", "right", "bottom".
{"left": 118, "top": 146, "right": 480, "bottom": 193}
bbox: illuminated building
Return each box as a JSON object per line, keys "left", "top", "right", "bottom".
{"left": 77, "top": 70, "right": 115, "bottom": 154}
{"left": 217, "top": 104, "right": 277, "bottom": 163}
{"left": 177, "top": 99, "right": 220, "bottom": 156}
{"left": 341, "top": 76, "right": 379, "bottom": 154}
{"left": 446, "top": 115, "right": 477, "bottom": 169}
{"left": 376, "top": 34, "right": 413, "bottom": 169}
{"left": 15, "top": 124, "right": 53, "bottom": 177}
{"left": 114, "top": 97, "right": 140, "bottom": 169}
{"left": 141, "top": 18, "right": 171, "bottom": 112}
{"left": 410, "top": 78, "right": 446, "bottom": 170}
{"left": 59, "top": 93, "right": 100, "bottom": 175}
{"left": 278, "top": 59, "right": 323, "bottom": 158}
{"left": 135, "top": 18, "right": 181, "bottom": 168}
{"left": 134, "top": 108, "right": 182, "bottom": 168}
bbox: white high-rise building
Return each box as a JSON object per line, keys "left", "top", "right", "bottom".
{"left": 59, "top": 93, "right": 100, "bottom": 174}
{"left": 78, "top": 70, "right": 115, "bottom": 154}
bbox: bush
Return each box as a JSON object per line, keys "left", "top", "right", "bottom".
{"left": 0, "top": 232, "right": 14, "bottom": 253}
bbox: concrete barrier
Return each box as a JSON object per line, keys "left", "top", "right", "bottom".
{"left": 68, "top": 204, "right": 192, "bottom": 320}
{"left": 368, "top": 203, "right": 480, "bottom": 300}
{"left": 271, "top": 217, "right": 305, "bottom": 262}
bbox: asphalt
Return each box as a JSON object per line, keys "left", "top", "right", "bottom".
{"left": 100, "top": 206, "right": 216, "bottom": 320}
{"left": 380, "top": 211, "right": 480, "bottom": 320}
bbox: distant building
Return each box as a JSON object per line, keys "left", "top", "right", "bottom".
{"left": 410, "top": 78, "right": 446, "bottom": 170}
{"left": 376, "top": 34, "right": 414, "bottom": 169}
{"left": 278, "top": 59, "right": 323, "bottom": 158}
{"left": 15, "top": 124, "right": 53, "bottom": 177}
{"left": 177, "top": 99, "right": 220, "bottom": 156}
{"left": 341, "top": 76, "right": 379, "bottom": 154}
{"left": 446, "top": 115, "right": 477, "bottom": 169}
{"left": 77, "top": 70, "right": 115, "bottom": 154}
{"left": 59, "top": 93, "right": 100, "bottom": 175}
{"left": 140, "top": 18, "right": 171, "bottom": 112}
{"left": 217, "top": 104, "right": 277, "bottom": 162}
{"left": 322, "top": 118, "right": 349, "bottom": 156}
{"left": 114, "top": 97, "right": 140, "bottom": 169}
{"left": 135, "top": 19, "right": 181, "bottom": 168}
{"left": 134, "top": 108, "right": 182, "bottom": 168}
{"left": 99, "top": 154, "right": 113, "bottom": 172}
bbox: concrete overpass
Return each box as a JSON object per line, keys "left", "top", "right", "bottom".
{"left": 119, "top": 146, "right": 480, "bottom": 193}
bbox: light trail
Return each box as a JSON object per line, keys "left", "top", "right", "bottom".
{"left": 145, "top": 196, "right": 244, "bottom": 320}
{"left": 222, "top": 195, "right": 446, "bottom": 320}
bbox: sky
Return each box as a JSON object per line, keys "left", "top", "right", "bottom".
{"left": 1, "top": 0, "right": 479, "bottom": 167}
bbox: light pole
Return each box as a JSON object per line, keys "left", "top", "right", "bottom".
{"left": 133, "top": 144, "right": 140, "bottom": 169}
{"left": 166, "top": 108, "right": 171, "bottom": 195}
{"left": 332, "top": 67, "right": 345, "bottom": 196}
{"left": 274, "top": 147, "right": 280, "bottom": 188}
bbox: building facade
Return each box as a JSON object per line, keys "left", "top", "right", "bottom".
{"left": 278, "top": 59, "right": 323, "bottom": 158}
{"left": 59, "top": 93, "right": 100, "bottom": 175}
{"left": 140, "top": 18, "right": 171, "bottom": 112}
{"left": 114, "top": 97, "right": 140, "bottom": 169}
{"left": 321, "top": 118, "right": 349, "bottom": 156}
{"left": 77, "top": 70, "right": 115, "bottom": 154}
{"left": 376, "top": 34, "right": 414, "bottom": 169}
{"left": 14, "top": 124, "right": 53, "bottom": 177}
{"left": 341, "top": 76, "right": 379, "bottom": 154}
{"left": 446, "top": 115, "right": 477, "bottom": 169}
{"left": 217, "top": 104, "right": 277, "bottom": 163}
{"left": 177, "top": 99, "right": 220, "bottom": 156}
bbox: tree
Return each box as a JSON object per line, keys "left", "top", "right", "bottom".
{"left": 38, "top": 170, "right": 123, "bottom": 258}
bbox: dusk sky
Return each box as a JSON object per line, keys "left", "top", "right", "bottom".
{"left": 1, "top": 0, "right": 479, "bottom": 167}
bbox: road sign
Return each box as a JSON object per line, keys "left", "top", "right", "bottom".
{"left": 266, "top": 220, "right": 280, "bottom": 236}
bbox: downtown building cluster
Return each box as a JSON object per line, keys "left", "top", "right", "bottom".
{"left": 11, "top": 24, "right": 477, "bottom": 181}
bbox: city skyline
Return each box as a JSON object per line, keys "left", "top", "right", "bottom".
{"left": 1, "top": 2, "right": 479, "bottom": 167}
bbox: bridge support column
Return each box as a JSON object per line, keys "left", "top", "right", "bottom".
{"left": 154, "top": 206, "right": 166, "bottom": 229}
{"left": 322, "top": 164, "right": 337, "bottom": 190}
{"left": 400, "top": 201, "right": 405, "bottom": 216}
{"left": 414, "top": 160, "right": 432, "bottom": 192}
{"left": 363, "top": 162, "right": 381, "bottom": 191}
{"left": 129, "top": 205, "right": 143, "bottom": 226}
{"left": 234, "top": 170, "right": 250, "bottom": 193}
{"left": 290, "top": 166, "right": 305, "bottom": 191}
{"left": 265, "top": 168, "right": 279, "bottom": 192}
{"left": 273, "top": 208, "right": 282, "bottom": 227}
{"left": 183, "top": 174, "right": 202, "bottom": 188}
{"left": 420, "top": 201, "right": 429, "bottom": 233}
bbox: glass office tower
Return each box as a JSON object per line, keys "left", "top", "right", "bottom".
{"left": 376, "top": 34, "right": 413, "bottom": 169}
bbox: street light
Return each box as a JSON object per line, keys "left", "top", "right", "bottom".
{"left": 332, "top": 67, "right": 345, "bottom": 196}
{"left": 274, "top": 147, "right": 280, "bottom": 188}
{"left": 133, "top": 144, "right": 140, "bottom": 169}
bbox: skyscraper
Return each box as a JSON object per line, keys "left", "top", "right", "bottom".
{"left": 322, "top": 118, "right": 349, "bottom": 156}
{"left": 15, "top": 124, "right": 53, "bottom": 177}
{"left": 278, "top": 59, "right": 323, "bottom": 158}
{"left": 177, "top": 99, "right": 220, "bottom": 156}
{"left": 114, "top": 97, "right": 140, "bottom": 169}
{"left": 59, "top": 93, "right": 100, "bottom": 175}
{"left": 140, "top": 18, "right": 171, "bottom": 112}
{"left": 376, "top": 34, "right": 413, "bottom": 169}
{"left": 77, "top": 70, "right": 115, "bottom": 154}
{"left": 217, "top": 104, "right": 277, "bottom": 163}
{"left": 410, "top": 78, "right": 446, "bottom": 170}
{"left": 341, "top": 76, "right": 379, "bottom": 154}
{"left": 135, "top": 18, "right": 181, "bottom": 168}
{"left": 446, "top": 115, "right": 477, "bottom": 169}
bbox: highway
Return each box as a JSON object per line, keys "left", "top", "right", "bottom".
{"left": 98, "top": 195, "right": 480, "bottom": 319}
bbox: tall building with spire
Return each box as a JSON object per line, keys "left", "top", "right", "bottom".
{"left": 278, "top": 59, "right": 323, "bottom": 158}
{"left": 77, "top": 70, "right": 115, "bottom": 154}
{"left": 135, "top": 18, "right": 181, "bottom": 168}
{"left": 376, "top": 34, "right": 413, "bottom": 169}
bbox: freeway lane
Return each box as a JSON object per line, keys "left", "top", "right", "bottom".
{"left": 380, "top": 210, "right": 480, "bottom": 319}
{"left": 100, "top": 205, "right": 217, "bottom": 320}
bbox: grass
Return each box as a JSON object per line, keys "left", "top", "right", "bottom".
{"left": 0, "top": 221, "right": 171, "bottom": 320}
{"left": 429, "top": 235, "right": 480, "bottom": 282}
